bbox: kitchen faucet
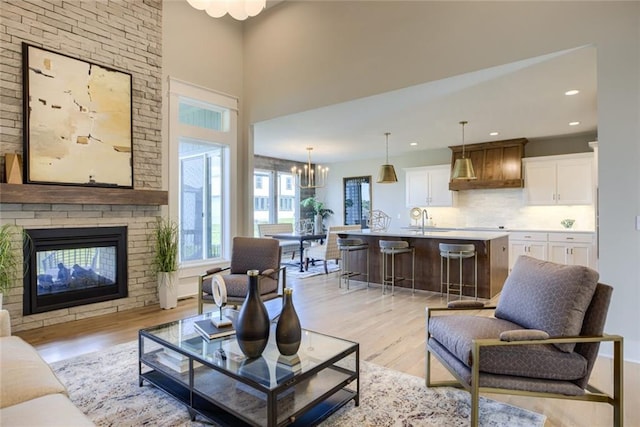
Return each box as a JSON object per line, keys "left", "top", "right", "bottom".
{"left": 421, "top": 208, "right": 429, "bottom": 233}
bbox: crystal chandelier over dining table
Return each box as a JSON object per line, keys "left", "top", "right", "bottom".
{"left": 291, "top": 147, "right": 328, "bottom": 189}
{"left": 186, "top": 0, "right": 266, "bottom": 21}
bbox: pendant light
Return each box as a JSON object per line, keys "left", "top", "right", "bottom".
{"left": 377, "top": 132, "right": 398, "bottom": 184}
{"left": 451, "top": 121, "right": 477, "bottom": 180}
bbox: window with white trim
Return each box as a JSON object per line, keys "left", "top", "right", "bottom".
{"left": 169, "top": 79, "right": 237, "bottom": 266}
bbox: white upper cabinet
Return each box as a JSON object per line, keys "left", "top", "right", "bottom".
{"left": 523, "top": 153, "right": 594, "bottom": 205}
{"left": 405, "top": 165, "right": 455, "bottom": 207}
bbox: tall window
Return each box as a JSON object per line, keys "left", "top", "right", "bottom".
{"left": 179, "top": 139, "right": 224, "bottom": 261}
{"left": 252, "top": 169, "right": 297, "bottom": 235}
{"left": 169, "top": 79, "right": 237, "bottom": 266}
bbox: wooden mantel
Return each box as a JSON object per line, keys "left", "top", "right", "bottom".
{"left": 0, "top": 183, "right": 168, "bottom": 206}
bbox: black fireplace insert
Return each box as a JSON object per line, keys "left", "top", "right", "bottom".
{"left": 23, "top": 226, "right": 128, "bottom": 315}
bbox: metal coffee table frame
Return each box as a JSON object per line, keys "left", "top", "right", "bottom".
{"left": 139, "top": 311, "right": 359, "bottom": 426}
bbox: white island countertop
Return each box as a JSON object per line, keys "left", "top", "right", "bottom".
{"left": 343, "top": 228, "right": 509, "bottom": 241}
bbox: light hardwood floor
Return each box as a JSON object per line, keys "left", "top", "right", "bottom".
{"left": 16, "top": 271, "right": 638, "bottom": 426}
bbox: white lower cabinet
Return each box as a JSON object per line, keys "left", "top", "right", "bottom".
{"left": 509, "top": 231, "right": 596, "bottom": 271}
{"left": 547, "top": 233, "right": 595, "bottom": 268}
{"left": 509, "top": 232, "right": 548, "bottom": 271}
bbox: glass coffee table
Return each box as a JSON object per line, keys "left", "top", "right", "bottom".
{"left": 139, "top": 311, "right": 359, "bottom": 426}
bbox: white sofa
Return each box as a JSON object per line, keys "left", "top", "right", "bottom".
{"left": 0, "top": 310, "right": 94, "bottom": 426}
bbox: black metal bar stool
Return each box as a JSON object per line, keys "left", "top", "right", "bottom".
{"left": 439, "top": 243, "right": 477, "bottom": 302}
{"left": 379, "top": 240, "right": 415, "bottom": 295}
{"left": 337, "top": 237, "right": 369, "bottom": 290}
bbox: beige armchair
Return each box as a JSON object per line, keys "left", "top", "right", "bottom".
{"left": 426, "top": 256, "right": 623, "bottom": 427}
{"left": 257, "top": 223, "right": 299, "bottom": 260}
{"left": 304, "top": 225, "right": 361, "bottom": 274}
{"left": 198, "top": 236, "right": 286, "bottom": 314}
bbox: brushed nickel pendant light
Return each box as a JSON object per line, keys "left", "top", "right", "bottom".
{"left": 451, "top": 121, "right": 477, "bottom": 180}
{"left": 377, "top": 132, "right": 398, "bottom": 184}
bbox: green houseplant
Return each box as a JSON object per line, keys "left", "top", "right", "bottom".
{"left": 0, "top": 224, "right": 26, "bottom": 308}
{"left": 150, "top": 217, "right": 179, "bottom": 309}
{"left": 301, "top": 197, "right": 334, "bottom": 233}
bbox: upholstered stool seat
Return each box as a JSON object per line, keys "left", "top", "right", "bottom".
{"left": 337, "top": 237, "right": 369, "bottom": 289}
{"left": 379, "top": 240, "right": 415, "bottom": 295}
{"left": 439, "top": 243, "right": 477, "bottom": 302}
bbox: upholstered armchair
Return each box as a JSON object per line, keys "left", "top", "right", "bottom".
{"left": 303, "top": 224, "right": 361, "bottom": 274}
{"left": 197, "top": 236, "right": 286, "bottom": 314}
{"left": 426, "top": 255, "right": 623, "bottom": 427}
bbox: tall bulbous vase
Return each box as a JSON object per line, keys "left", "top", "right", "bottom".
{"left": 276, "top": 288, "right": 302, "bottom": 356}
{"left": 235, "top": 270, "right": 270, "bottom": 359}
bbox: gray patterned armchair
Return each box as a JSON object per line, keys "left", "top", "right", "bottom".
{"left": 426, "top": 255, "right": 623, "bottom": 427}
{"left": 198, "top": 236, "right": 286, "bottom": 314}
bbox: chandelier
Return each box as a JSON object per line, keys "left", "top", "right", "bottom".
{"left": 186, "top": 0, "right": 266, "bottom": 21}
{"left": 291, "top": 147, "right": 328, "bottom": 189}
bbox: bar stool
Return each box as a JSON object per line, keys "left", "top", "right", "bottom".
{"left": 337, "top": 237, "right": 369, "bottom": 290}
{"left": 439, "top": 243, "right": 477, "bottom": 302}
{"left": 379, "top": 240, "right": 415, "bottom": 295}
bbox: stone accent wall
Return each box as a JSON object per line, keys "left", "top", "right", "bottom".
{"left": 0, "top": 0, "right": 164, "bottom": 331}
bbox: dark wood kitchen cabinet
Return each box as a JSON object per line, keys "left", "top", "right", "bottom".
{"left": 449, "top": 138, "right": 528, "bottom": 190}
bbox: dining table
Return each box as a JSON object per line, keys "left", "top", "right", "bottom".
{"left": 265, "top": 232, "right": 326, "bottom": 272}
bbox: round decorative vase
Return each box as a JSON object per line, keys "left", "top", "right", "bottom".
{"left": 235, "top": 270, "right": 270, "bottom": 359}
{"left": 276, "top": 288, "right": 302, "bottom": 355}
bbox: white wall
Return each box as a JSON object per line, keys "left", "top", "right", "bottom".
{"left": 243, "top": 2, "right": 640, "bottom": 361}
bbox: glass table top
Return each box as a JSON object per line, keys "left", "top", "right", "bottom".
{"left": 141, "top": 310, "right": 357, "bottom": 390}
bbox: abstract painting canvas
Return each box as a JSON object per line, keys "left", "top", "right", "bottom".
{"left": 23, "top": 43, "right": 133, "bottom": 188}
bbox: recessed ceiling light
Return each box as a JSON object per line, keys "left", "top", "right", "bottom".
{"left": 489, "top": 132, "right": 499, "bottom": 136}
{"left": 410, "top": 142, "right": 418, "bottom": 146}
{"left": 569, "top": 121, "right": 581, "bottom": 126}
{"left": 565, "top": 89, "right": 580, "bottom": 96}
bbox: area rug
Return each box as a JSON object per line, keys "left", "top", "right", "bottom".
{"left": 50, "top": 341, "right": 545, "bottom": 426}
{"left": 285, "top": 263, "right": 341, "bottom": 279}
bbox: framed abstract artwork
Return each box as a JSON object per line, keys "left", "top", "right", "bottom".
{"left": 22, "top": 43, "right": 133, "bottom": 188}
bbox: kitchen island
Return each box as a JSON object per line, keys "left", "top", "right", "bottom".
{"left": 340, "top": 229, "right": 509, "bottom": 299}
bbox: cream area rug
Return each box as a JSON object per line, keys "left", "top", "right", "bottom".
{"left": 51, "top": 341, "right": 545, "bottom": 427}
{"left": 285, "top": 262, "right": 341, "bottom": 279}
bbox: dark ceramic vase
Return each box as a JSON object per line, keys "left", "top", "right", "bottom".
{"left": 276, "top": 288, "right": 302, "bottom": 355}
{"left": 235, "top": 270, "right": 270, "bottom": 359}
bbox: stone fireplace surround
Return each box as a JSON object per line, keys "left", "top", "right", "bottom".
{"left": 0, "top": 188, "right": 167, "bottom": 331}
{"left": 0, "top": 0, "right": 164, "bottom": 332}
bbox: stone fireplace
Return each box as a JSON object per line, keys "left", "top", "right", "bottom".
{"left": 23, "top": 227, "right": 128, "bottom": 315}
{"left": 0, "top": 0, "right": 164, "bottom": 331}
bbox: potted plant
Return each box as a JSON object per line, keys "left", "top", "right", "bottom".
{"left": 150, "top": 217, "right": 179, "bottom": 309}
{"left": 0, "top": 224, "right": 25, "bottom": 308}
{"left": 301, "top": 197, "right": 334, "bottom": 233}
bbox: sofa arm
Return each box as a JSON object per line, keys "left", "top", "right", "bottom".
{"left": 0, "top": 309, "right": 11, "bottom": 337}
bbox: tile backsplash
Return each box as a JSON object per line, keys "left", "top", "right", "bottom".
{"left": 411, "top": 188, "right": 595, "bottom": 231}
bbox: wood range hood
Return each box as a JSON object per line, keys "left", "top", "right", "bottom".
{"left": 448, "top": 138, "right": 528, "bottom": 191}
